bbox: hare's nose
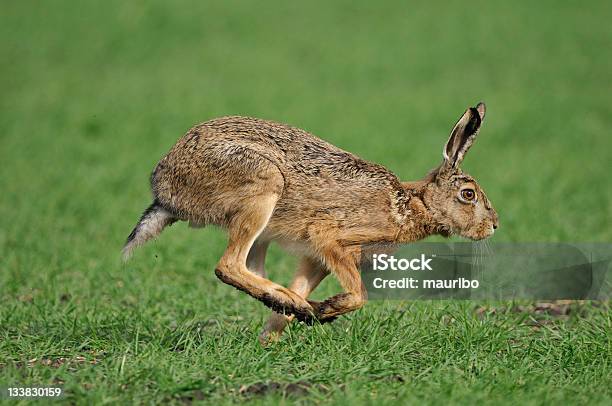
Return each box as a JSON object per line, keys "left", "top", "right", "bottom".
{"left": 491, "top": 212, "right": 499, "bottom": 229}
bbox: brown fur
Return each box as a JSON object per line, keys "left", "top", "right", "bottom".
{"left": 123, "top": 103, "right": 498, "bottom": 343}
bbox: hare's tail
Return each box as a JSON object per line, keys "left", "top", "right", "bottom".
{"left": 122, "top": 201, "right": 176, "bottom": 261}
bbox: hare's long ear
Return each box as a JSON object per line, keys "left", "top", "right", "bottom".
{"left": 441, "top": 102, "right": 486, "bottom": 173}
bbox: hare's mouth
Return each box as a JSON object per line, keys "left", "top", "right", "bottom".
{"left": 437, "top": 226, "right": 452, "bottom": 238}
{"left": 466, "top": 231, "right": 493, "bottom": 241}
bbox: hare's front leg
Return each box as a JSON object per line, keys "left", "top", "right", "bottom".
{"left": 259, "top": 256, "right": 329, "bottom": 345}
{"left": 309, "top": 245, "right": 367, "bottom": 321}
{"left": 214, "top": 193, "right": 316, "bottom": 322}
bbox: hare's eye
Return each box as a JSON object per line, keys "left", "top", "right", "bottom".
{"left": 460, "top": 189, "right": 476, "bottom": 202}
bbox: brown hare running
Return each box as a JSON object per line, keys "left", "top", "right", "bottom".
{"left": 122, "top": 102, "right": 498, "bottom": 343}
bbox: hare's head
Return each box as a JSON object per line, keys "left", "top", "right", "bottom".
{"left": 422, "top": 103, "right": 498, "bottom": 240}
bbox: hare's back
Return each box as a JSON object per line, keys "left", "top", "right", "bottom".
{"left": 199, "top": 116, "right": 404, "bottom": 228}
{"left": 199, "top": 116, "right": 398, "bottom": 183}
{"left": 153, "top": 116, "right": 404, "bottom": 231}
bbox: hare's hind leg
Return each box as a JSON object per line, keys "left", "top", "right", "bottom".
{"left": 259, "top": 257, "right": 329, "bottom": 344}
{"left": 246, "top": 238, "right": 269, "bottom": 277}
{"left": 214, "top": 194, "right": 316, "bottom": 322}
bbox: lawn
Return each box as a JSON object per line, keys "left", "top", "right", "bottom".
{"left": 1, "top": 0, "right": 611, "bottom": 404}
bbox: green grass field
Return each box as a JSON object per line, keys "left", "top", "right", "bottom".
{"left": 1, "top": 1, "right": 611, "bottom": 404}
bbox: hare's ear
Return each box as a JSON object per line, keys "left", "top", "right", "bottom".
{"left": 441, "top": 102, "right": 486, "bottom": 172}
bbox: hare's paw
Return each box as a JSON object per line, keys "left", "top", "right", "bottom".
{"left": 309, "top": 293, "right": 364, "bottom": 323}
{"left": 305, "top": 299, "right": 339, "bottom": 324}
{"left": 259, "top": 289, "right": 313, "bottom": 319}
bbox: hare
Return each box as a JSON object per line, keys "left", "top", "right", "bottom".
{"left": 122, "top": 102, "right": 498, "bottom": 343}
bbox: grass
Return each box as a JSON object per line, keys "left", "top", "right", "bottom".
{"left": 1, "top": 0, "right": 611, "bottom": 404}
